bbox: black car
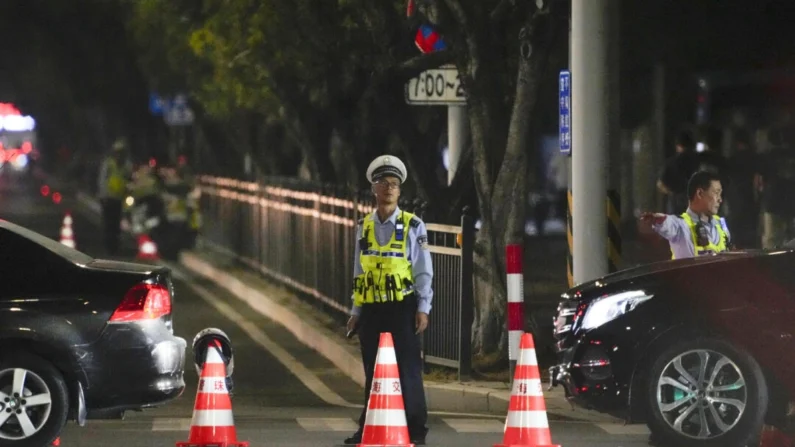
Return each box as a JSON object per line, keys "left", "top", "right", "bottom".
{"left": 0, "top": 220, "right": 187, "bottom": 446}
{"left": 550, "top": 251, "right": 795, "bottom": 447}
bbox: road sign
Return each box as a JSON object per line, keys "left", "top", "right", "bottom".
{"left": 163, "top": 93, "right": 194, "bottom": 126}
{"left": 405, "top": 65, "right": 466, "bottom": 105}
{"left": 559, "top": 70, "right": 571, "bottom": 155}
{"left": 149, "top": 93, "right": 166, "bottom": 116}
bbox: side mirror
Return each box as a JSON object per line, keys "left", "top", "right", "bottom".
{"left": 192, "top": 328, "right": 235, "bottom": 392}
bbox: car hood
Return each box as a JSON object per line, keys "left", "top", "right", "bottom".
{"left": 84, "top": 259, "right": 164, "bottom": 275}
{"left": 569, "top": 250, "right": 766, "bottom": 298}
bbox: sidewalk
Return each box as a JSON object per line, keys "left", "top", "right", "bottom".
{"left": 43, "top": 168, "right": 625, "bottom": 423}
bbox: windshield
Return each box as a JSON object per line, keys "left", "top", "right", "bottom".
{"left": 0, "top": 220, "right": 94, "bottom": 265}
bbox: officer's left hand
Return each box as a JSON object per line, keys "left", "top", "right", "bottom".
{"left": 415, "top": 312, "right": 428, "bottom": 334}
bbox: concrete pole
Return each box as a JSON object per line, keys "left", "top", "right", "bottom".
{"left": 447, "top": 105, "right": 467, "bottom": 185}
{"left": 572, "top": 0, "right": 610, "bottom": 283}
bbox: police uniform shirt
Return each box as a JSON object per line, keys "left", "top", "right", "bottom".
{"left": 350, "top": 207, "right": 434, "bottom": 317}
{"left": 652, "top": 208, "right": 731, "bottom": 259}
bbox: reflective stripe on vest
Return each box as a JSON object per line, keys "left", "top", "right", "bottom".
{"left": 353, "top": 211, "right": 415, "bottom": 305}
{"left": 671, "top": 213, "right": 728, "bottom": 259}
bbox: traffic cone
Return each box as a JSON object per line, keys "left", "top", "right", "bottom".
{"left": 759, "top": 425, "right": 795, "bottom": 447}
{"left": 495, "top": 333, "right": 560, "bottom": 447}
{"left": 59, "top": 213, "right": 76, "bottom": 249}
{"left": 358, "top": 332, "right": 414, "bottom": 447}
{"left": 136, "top": 234, "right": 159, "bottom": 260}
{"left": 51, "top": 437, "right": 60, "bottom": 446}
{"left": 177, "top": 339, "right": 248, "bottom": 447}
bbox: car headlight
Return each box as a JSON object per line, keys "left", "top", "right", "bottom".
{"left": 579, "top": 290, "right": 653, "bottom": 330}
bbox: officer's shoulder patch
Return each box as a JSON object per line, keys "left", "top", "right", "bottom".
{"left": 409, "top": 216, "right": 421, "bottom": 228}
{"left": 417, "top": 234, "right": 429, "bottom": 250}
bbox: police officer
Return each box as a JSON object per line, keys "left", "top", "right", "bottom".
{"left": 97, "top": 138, "right": 132, "bottom": 254}
{"left": 344, "top": 155, "right": 433, "bottom": 445}
{"left": 641, "top": 170, "right": 732, "bottom": 259}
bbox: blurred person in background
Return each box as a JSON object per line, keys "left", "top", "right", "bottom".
{"left": 726, "top": 131, "right": 761, "bottom": 248}
{"left": 758, "top": 125, "right": 795, "bottom": 248}
{"left": 657, "top": 129, "right": 701, "bottom": 214}
{"left": 97, "top": 138, "right": 132, "bottom": 255}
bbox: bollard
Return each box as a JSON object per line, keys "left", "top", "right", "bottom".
{"left": 506, "top": 244, "right": 524, "bottom": 381}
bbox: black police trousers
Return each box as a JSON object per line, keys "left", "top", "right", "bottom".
{"left": 356, "top": 295, "right": 428, "bottom": 436}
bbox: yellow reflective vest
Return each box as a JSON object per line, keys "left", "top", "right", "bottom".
{"left": 106, "top": 159, "right": 128, "bottom": 199}
{"left": 672, "top": 213, "right": 729, "bottom": 259}
{"left": 353, "top": 211, "right": 417, "bottom": 306}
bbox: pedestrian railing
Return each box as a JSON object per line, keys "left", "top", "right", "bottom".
{"left": 197, "top": 175, "right": 475, "bottom": 379}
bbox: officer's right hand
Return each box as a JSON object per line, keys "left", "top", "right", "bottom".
{"left": 346, "top": 315, "right": 358, "bottom": 334}
{"left": 639, "top": 212, "right": 667, "bottom": 226}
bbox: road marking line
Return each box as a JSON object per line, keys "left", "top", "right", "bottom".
{"left": 443, "top": 418, "right": 504, "bottom": 433}
{"left": 169, "top": 267, "right": 359, "bottom": 409}
{"left": 296, "top": 417, "right": 358, "bottom": 432}
{"left": 152, "top": 417, "right": 192, "bottom": 432}
{"left": 595, "top": 422, "right": 650, "bottom": 435}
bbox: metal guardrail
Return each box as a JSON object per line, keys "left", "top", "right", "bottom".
{"left": 197, "top": 175, "right": 476, "bottom": 379}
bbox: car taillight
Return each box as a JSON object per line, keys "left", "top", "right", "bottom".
{"left": 109, "top": 283, "right": 172, "bottom": 322}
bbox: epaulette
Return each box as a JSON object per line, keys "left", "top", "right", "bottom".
{"left": 409, "top": 216, "right": 421, "bottom": 228}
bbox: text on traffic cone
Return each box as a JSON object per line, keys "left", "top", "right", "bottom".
{"left": 358, "top": 332, "right": 414, "bottom": 447}
{"left": 176, "top": 339, "right": 248, "bottom": 447}
{"left": 495, "top": 332, "right": 560, "bottom": 447}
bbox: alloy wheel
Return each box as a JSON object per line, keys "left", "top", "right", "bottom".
{"left": 0, "top": 368, "right": 53, "bottom": 440}
{"left": 656, "top": 349, "right": 747, "bottom": 440}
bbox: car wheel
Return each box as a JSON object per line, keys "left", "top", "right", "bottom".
{"left": 645, "top": 337, "right": 767, "bottom": 447}
{"left": 0, "top": 353, "right": 69, "bottom": 447}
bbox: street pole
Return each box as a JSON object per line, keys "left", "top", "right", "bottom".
{"left": 571, "top": 0, "right": 610, "bottom": 283}
{"left": 447, "top": 105, "right": 467, "bottom": 185}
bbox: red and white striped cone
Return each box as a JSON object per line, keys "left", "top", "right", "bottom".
{"left": 358, "top": 332, "right": 414, "bottom": 447}
{"left": 495, "top": 333, "right": 560, "bottom": 447}
{"left": 759, "top": 425, "right": 795, "bottom": 447}
{"left": 506, "top": 245, "right": 524, "bottom": 371}
{"left": 59, "top": 213, "right": 76, "bottom": 249}
{"left": 177, "top": 339, "right": 248, "bottom": 447}
{"left": 136, "top": 234, "right": 159, "bottom": 260}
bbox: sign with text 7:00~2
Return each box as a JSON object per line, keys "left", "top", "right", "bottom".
{"left": 405, "top": 65, "right": 466, "bottom": 105}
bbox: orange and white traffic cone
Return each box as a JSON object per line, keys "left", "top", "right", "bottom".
{"left": 177, "top": 339, "right": 248, "bottom": 447}
{"left": 59, "top": 213, "right": 76, "bottom": 249}
{"left": 51, "top": 436, "right": 60, "bottom": 446}
{"left": 359, "top": 332, "right": 414, "bottom": 447}
{"left": 759, "top": 425, "right": 795, "bottom": 447}
{"left": 136, "top": 234, "right": 159, "bottom": 261}
{"left": 495, "top": 332, "right": 560, "bottom": 447}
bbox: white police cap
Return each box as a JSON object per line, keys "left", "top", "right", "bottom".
{"left": 366, "top": 155, "right": 408, "bottom": 184}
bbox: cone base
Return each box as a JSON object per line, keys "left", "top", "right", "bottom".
{"left": 493, "top": 445, "right": 560, "bottom": 447}
{"left": 357, "top": 444, "right": 415, "bottom": 447}
{"left": 176, "top": 442, "right": 249, "bottom": 447}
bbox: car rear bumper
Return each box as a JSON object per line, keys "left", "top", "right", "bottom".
{"left": 78, "top": 322, "right": 187, "bottom": 411}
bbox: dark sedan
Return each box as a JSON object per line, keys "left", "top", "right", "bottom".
{"left": 550, "top": 250, "right": 795, "bottom": 447}
{"left": 0, "top": 220, "right": 187, "bottom": 447}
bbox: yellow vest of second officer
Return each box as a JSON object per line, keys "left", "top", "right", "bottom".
{"left": 107, "top": 159, "right": 127, "bottom": 199}
{"left": 671, "top": 212, "right": 728, "bottom": 259}
{"left": 353, "top": 211, "right": 417, "bottom": 306}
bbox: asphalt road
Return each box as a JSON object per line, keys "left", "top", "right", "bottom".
{"left": 2, "top": 169, "right": 656, "bottom": 446}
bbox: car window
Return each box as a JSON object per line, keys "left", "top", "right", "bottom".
{"left": 0, "top": 220, "right": 94, "bottom": 266}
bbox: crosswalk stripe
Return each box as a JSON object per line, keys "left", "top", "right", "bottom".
{"left": 442, "top": 418, "right": 504, "bottom": 433}
{"left": 296, "top": 417, "right": 359, "bottom": 432}
{"left": 152, "top": 418, "right": 192, "bottom": 432}
{"left": 595, "top": 423, "right": 650, "bottom": 435}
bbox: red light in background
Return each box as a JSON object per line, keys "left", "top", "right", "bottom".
{"left": 149, "top": 158, "right": 157, "bottom": 168}
{"left": 41, "top": 185, "right": 50, "bottom": 196}
{"left": 52, "top": 192, "right": 62, "bottom": 204}
{"left": 21, "top": 142, "right": 32, "bottom": 154}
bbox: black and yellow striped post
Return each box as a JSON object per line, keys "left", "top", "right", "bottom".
{"left": 607, "top": 189, "right": 621, "bottom": 273}
{"left": 567, "top": 190, "right": 574, "bottom": 287}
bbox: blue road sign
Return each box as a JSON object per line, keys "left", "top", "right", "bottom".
{"left": 559, "top": 70, "right": 571, "bottom": 155}
{"left": 149, "top": 93, "right": 166, "bottom": 116}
